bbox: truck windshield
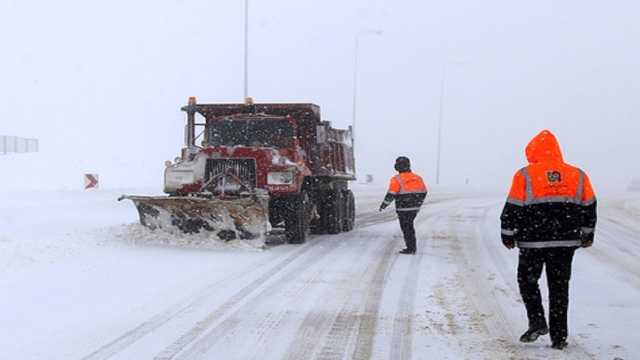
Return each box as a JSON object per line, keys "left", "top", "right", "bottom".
{"left": 207, "top": 118, "right": 294, "bottom": 148}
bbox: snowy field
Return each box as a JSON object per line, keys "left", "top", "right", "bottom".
{"left": 1, "top": 185, "right": 638, "bottom": 360}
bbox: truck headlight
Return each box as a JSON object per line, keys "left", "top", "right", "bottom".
{"left": 166, "top": 170, "right": 195, "bottom": 186}
{"left": 268, "top": 171, "right": 295, "bottom": 185}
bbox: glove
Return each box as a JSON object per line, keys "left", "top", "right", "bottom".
{"left": 379, "top": 203, "right": 387, "bottom": 212}
{"left": 581, "top": 231, "right": 594, "bottom": 248}
{"left": 502, "top": 238, "right": 515, "bottom": 249}
{"left": 501, "top": 228, "right": 516, "bottom": 249}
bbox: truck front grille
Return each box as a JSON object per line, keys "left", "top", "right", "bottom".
{"left": 205, "top": 158, "right": 257, "bottom": 192}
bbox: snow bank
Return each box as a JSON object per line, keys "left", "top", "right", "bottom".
{"left": 113, "top": 223, "right": 265, "bottom": 251}
{"left": 0, "top": 188, "right": 264, "bottom": 279}
{"left": 623, "top": 197, "right": 640, "bottom": 217}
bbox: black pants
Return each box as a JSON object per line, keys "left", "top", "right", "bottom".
{"left": 397, "top": 210, "right": 418, "bottom": 251}
{"left": 517, "top": 247, "right": 576, "bottom": 343}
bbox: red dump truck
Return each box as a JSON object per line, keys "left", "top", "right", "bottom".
{"left": 120, "top": 98, "right": 356, "bottom": 244}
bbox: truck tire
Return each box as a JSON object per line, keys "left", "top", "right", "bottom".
{"left": 342, "top": 190, "right": 355, "bottom": 232}
{"left": 285, "top": 192, "right": 310, "bottom": 244}
{"left": 326, "top": 189, "right": 344, "bottom": 234}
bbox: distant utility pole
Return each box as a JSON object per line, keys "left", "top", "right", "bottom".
{"left": 244, "top": 0, "right": 249, "bottom": 99}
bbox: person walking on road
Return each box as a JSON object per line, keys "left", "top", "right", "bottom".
{"left": 500, "top": 130, "right": 597, "bottom": 350}
{"left": 379, "top": 156, "right": 428, "bottom": 254}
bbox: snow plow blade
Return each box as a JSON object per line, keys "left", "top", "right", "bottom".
{"left": 118, "top": 194, "right": 269, "bottom": 241}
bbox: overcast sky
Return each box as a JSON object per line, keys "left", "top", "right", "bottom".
{"left": 1, "top": 0, "right": 638, "bottom": 193}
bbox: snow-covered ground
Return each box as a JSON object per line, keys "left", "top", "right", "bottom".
{"left": 1, "top": 185, "right": 638, "bottom": 359}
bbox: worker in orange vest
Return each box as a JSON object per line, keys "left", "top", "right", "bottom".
{"left": 379, "top": 156, "right": 428, "bottom": 254}
{"left": 501, "top": 130, "right": 597, "bottom": 350}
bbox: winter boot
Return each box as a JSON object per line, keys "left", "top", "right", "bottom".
{"left": 399, "top": 248, "right": 416, "bottom": 255}
{"left": 519, "top": 325, "right": 549, "bottom": 343}
{"left": 551, "top": 340, "right": 568, "bottom": 350}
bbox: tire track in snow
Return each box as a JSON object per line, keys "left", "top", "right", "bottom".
{"left": 411, "top": 206, "right": 500, "bottom": 357}
{"left": 156, "top": 235, "right": 349, "bottom": 360}
{"left": 225, "top": 248, "right": 349, "bottom": 360}
{"left": 96, "top": 239, "right": 316, "bottom": 360}
{"left": 387, "top": 247, "right": 422, "bottom": 360}
{"left": 585, "top": 225, "right": 640, "bottom": 289}
{"left": 355, "top": 198, "right": 468, "bottom": 359}
{"left": 597, "top": 219, "right": 640, "bottom": 257}
{"left": 321, "top": 207, "right": 442, "bottom": 360}
{"left": 280, "top": 231, "right": 389, "bottom": 360}
{"left": 234, "top": 234, "right": 390, "bottom": 360}
{"left": 446, "top": 204, "right": 528, "bottom": 359}
{"left": 81, "top": 245, "right": 310, "bottom": 360}
{"left": 386, "top": 213, "right": 442, "bottom": 360}
{"left": 356, "top": 209, "right": 399, "bottom": 229}
{"left": 600, "top": 208, "right": 640, "bottom": 237}
{"left": 351, "top": 240, "right": 398, "bottom": 360}
{"left": 283, "top": 206, "right": 442, "bottom": 360}
{"left": 313, "top": 238, "right": 397, "bottom": 360}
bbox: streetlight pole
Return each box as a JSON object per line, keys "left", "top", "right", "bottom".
{"left": 352, "top": 29, "right": 382, "bottom": 151}
{"left": 352, "top": 36, "right": 360, "bottom": 143}
{"left": 243, "top": 0, "right": 249, "bottom": 99}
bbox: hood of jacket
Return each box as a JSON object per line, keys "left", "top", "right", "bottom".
{"left": 525, "top": 129, "right": 564, "bottom": 164}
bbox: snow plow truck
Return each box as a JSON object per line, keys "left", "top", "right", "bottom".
{"left": 120, "top": 97, "right": 356, "bottom": 244}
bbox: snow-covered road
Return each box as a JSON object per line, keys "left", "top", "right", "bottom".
{"left": 1, "top": 186, "right": 638, "bottom": 359}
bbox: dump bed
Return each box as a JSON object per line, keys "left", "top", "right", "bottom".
{"left": 183, "top": 103, "right": 355, "bottom": 180}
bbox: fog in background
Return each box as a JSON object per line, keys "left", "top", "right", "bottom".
{"left": 1, "top": 0, "right": 638, "bottom": 194}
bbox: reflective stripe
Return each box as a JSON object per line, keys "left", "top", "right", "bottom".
{"left": 521, "top": 168, "right": 534, "bottom": 203}
{"left": 382, "top": 199, "right": 393, "bottom": 205}
{"left": 518, "top": 240, "right": 582, "bottom": 248}
{"left": 519, "top": 167, "right": 594, "bottom": 206}
{"left": 521, "top": 196, "right": 596, "bottom": 206}
{"left": 525, "top": 196, "right": 582, "bottom": 205}
{"left": 507, "top": 197, "right": 524, "bottom": 206}
{"left": 395, "top": 175, "right": 405, "bottom": 193}
{"left": 501, "top": 229, "right": 516, "bottom": 236}
{"left": 575, "top": 170, "right": 585, "bottom": 203}
{"left": 581, "top": 227, "right": 595, "bottom": 234}
{"left": 396, "top": 207, "right": 421, "bottom": 211}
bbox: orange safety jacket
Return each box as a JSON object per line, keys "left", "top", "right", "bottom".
{"left": 500, "top": 130, "right": 597, "bottom": 248}
{"left": 381, "top": 171, "right": 428, "bottom": 211}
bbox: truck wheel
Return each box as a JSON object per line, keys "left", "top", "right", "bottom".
{"left": 326, "top": 189, "right": 344, "bottom": 234}
{"left": 285, "top": 192, "right": 310, "bottom": 244}
{"left": 342, "top": 190, "right": 355, "bottom": 232}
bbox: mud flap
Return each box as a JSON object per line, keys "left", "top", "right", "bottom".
{"left": 118, "top": 194, "right": 269, "bottom": 241}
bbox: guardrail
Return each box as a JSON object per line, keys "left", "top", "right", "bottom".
{"left": 0, "top": 135, "right": 39, "bottom": 155}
